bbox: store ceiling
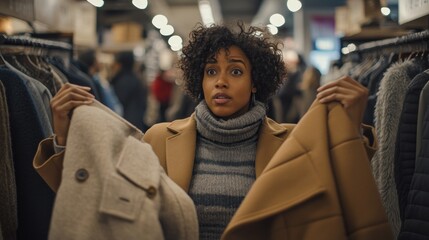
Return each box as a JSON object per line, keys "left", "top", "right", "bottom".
{"left": 96, "top": 0, "right": 350, "bottom": 39}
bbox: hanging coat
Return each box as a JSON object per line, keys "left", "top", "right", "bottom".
{"left": 33, "top": 101, "right": 198, "bottom": 240}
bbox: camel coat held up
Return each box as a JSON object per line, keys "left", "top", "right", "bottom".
{"left": 35, "top": 100, "right": 388, "bottom": 240}
{"left": 143, "top": 101, "right": 392, "bottom": 240}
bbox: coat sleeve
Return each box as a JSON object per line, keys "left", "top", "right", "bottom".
{"left": 33, "top": 136, "right": 64, "bottom": 192}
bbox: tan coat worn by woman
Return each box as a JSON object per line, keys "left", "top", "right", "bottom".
{"left": 34, "top": 100, "right": 391, "bottom": 240}
{"left": 143, "top": 100, "right": 392, "bottom": 240}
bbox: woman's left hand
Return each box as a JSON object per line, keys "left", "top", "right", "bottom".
{"left": 316, "top": 76, "right": 369, "bottom": 132}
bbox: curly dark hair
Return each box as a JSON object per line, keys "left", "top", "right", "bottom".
{"left": 178, "top": 22, "right": 287, "bottom": 104}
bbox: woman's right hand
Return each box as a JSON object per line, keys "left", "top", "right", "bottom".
{"left": 50, "top": 83, "right": 95, "bottom": 145}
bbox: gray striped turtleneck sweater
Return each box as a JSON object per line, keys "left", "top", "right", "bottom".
{"left": 190, "top": 101, "right": 266, "bottom": 240}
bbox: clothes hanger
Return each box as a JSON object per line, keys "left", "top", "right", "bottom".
{"left": 0, "top": 51, "right": 4, "bottom": 65}
{"left": 0, "top": 45, "right": 41, "bottom": 79}
{"left": 386, "top": 50, "right": 397, "bottom": 64}
{"left": 406, "top": 50, "right": 417, "bottom": 62}
{"left": 0, "top": 47, "right": 10, "bottom": 66}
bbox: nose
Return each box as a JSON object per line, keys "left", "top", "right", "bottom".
{"left": 215, "top": 72, "right": 228, "bottom": 88}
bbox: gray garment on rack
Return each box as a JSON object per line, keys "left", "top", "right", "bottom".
{"left": 371, "top": 59, "right": 423, "bottom": 238}
{"left": 30, "top": 79, "right": 53, "bottom": 126}
{"left": 0, "top": 81, "right": 17, "bottom": 240}
{"left": 3, "top": 58, "right": 53, "bottom": 137}
{"left": 49, "top": 65, "right": 67, "bottom": 86}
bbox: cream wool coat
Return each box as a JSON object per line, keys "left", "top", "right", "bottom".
{"left": 143, "top": 101, "right": 392, "bottom": 240}
{"left": 33, "top": 101, "right": 198, "bottom": 240}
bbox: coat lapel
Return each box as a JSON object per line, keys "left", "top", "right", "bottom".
{"left": 255, "top": 118, "right": 292, "bottom": 177}
{"left": 165, "top": 114, "right": 197, "bottom": 192}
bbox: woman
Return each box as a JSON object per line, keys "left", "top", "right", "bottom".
{"left": 40, "top": 23, "right": 371, "bottom": 239}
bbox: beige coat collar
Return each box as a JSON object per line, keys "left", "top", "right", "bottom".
{"left": 165, "top": 113, "right": 290, "bottom": 192}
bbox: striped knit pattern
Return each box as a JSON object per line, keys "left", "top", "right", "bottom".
{"left": 190, "top": 101, "right": 266, "bottom": 240}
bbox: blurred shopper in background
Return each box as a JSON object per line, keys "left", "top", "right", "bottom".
{"left": 277, "top": 50, "right": 306, "bottom": 123}
{"left": 299, "top": 66, "right": 321, "bottom": 116}
{"left": 166, "top": 80, "right": 198, "bottom": 121}
{"left": 75, "top": 50, "right": 123, "bottom": 116}
{"left": 110, "top": 51, "right": 148, "bottom": 131}
{"left": 151, "top": 69, "right": 174, "bottom": 123}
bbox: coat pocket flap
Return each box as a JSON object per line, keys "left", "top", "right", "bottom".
{"left": 116, "top": 136, "right": 161, "bottom": 190}
{"left": 99, "top": 174, "right": 144, "bottom": 221}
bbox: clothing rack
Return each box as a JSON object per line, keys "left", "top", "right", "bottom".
{"left": 341, "top": 30, "right": 429, "bottom": 63}
{"left": 0, "top": 34, "right": 72, "bottom": 51}
{"left": 354, "top": 30, "right": 429, "bottom": 54}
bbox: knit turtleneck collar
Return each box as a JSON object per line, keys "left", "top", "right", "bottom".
{"left": 195, "top": 101, "right": 266, "bottom": 144}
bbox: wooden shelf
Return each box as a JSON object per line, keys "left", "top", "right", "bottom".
{"left": 341, "top": 27, "right": 412, "bottom": 41}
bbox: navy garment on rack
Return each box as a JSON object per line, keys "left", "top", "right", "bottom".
{"left": 0, "top": 67, "right": 55, "bottom": 240}
{"left": 398, "top": 73, "right": 429, "bottom": 240}
{"left": 395, "top": 71, "right": 429, "bottom": 222}
{"left": 3, "top": 57, "right": 53, "bottom": 137}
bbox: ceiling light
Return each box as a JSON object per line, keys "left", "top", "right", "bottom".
{"left": 199, "top": 0, "right": 215, "bottom": 27}
{"left": 381, "top": 7, "right": 391, "bottom": 16}
{"left": 87, "top": 0, "right": 104, "bottom": 7}
{"left": 160, "top": 25, "right": 174, "bottom": 36}
{"left": 168, "top": 35, "right": 183, "bottom": 46}
{"left": 152, "top": 15, "right": 168, "bottom": 29}
{"left": 287, "top": 0, "right": 302, "bottom": 12}
{"left": 169, "top": 35, "right": 183, "bottom": 52}
{"left": 267, "top": 24, "right": 278, "bottom": 35}
{"left": 269, "top": 13, "right": 285, "bottom": 27}
{"left": 132, "top": 0, "right": 147, "bottom": 9}
{"left": 347, "top": 43, "right": 357, "bottom": 52}
{"left": 171, "top": 44, "right": 182, "bottom": 52}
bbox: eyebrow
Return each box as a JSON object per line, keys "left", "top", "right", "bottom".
{"left": 228, "top": 58, "right": 246, "bottom": 66}
{"left": 205, "top": 57, "right": 247, "bottom": 68}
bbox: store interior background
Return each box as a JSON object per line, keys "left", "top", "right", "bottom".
{"left": 0, "top": 0, "right": 428, "bottom": 124}
{"left": 2, "top": 2, "right": 429, "bottom": 240}
{"left": 1, "top": 0, "right": 418, "bottom": 72}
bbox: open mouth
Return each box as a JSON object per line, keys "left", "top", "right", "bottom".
{"left": 213, "top": 93, "right": 231, "bottom": 104}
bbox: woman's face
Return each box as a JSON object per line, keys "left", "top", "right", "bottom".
{"left": 202, "top": 46, "right": 256, "bottom": 119}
